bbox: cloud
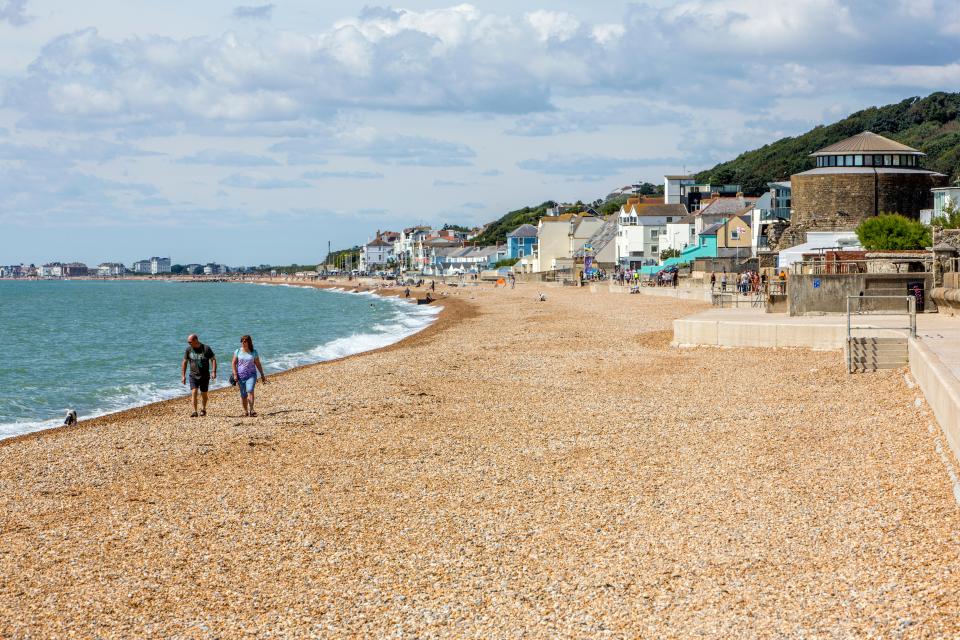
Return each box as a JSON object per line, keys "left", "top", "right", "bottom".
{"left": 134, "top": 196, "right": 173, "bottom": 207}
{"left": 232, "top": 4, "right": 274, "bottom": 20}
{"left": 7, "top": 2, "right": 960, "bottom": 134}
{"left": 301, "top": 170, "right": 384, "bottom": 180}
{"left": 506, "top": 104, "right": 689, "bottom": 137}
{"left": 0, "top": 138, "right": 159, "bottom": 168}
{"left": 517, "top": 154, "right": 683, "bottom": 178}
{"left": 462, "top": 202, "right": 485, "bottom": 209}
{"left": 220, "top": 173, "right": 312, "bottom": 189}
{"left": 271, "top": 131, "right": 475, "bottom": 167}
{"left": 480, "top": 169, "right": 502, "bottom": 177}
{"left": 433, "top": 179, "right": 472, "bottom": 187}
{"left": 0, "top": 0, "right": 29, "bottom": 26}
{"left": 177, "top": 149, "right": 280, "bottom": 166}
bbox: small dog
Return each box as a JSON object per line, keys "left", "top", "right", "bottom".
{"left": 63, "top": 410, "right": 78, "bottom": 427}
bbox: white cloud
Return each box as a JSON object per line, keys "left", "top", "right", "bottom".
{"left": 270, "top": 130, "right": 475, "bottom": 167}
{"left": 524, "top": 10, "right": 581, "bottom": 42}
{"left": 177, "top": 149, "right": 280, "bottom": 166}
{"left": 233, "top": 4, "right": 274, "bottom": 21}
{"left": 301, "top": 170, "right": 384, "bottom": 180}
{"left": 517, "top": 154, "right": 684, "bottom": 178}
{"left": 220, "top": 173, "right": 313, "bottom": 189}
{"left": 0, "top": 0, "right": 29, "bottom": 26}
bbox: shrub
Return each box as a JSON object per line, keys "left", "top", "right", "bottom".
{"left": 855, "top": 213, "right": 931, "bottom": 250}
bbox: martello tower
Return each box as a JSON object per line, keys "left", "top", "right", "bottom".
{"left": 781, "top": 131, "right": 947, "bottom": 248}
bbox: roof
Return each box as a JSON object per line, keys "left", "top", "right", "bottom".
{"left": 700, "top": 223, "right": 722, "bottom": 236}
{"left": 664, "top": 175, "right": 695, "bottom": 180}
{"left": 366, "top": 237, "right": 392, "bottom": 247}
{"left": 507, "top": 223, "right": 538, "bottom": 238}
{"left": 623, "top": 203, "right": 688, "bottom": 217}
{"left": 698, "top": 197, "right": 755, "bottom": 216}
{"left": 540, "top": 213, "right": 578, "bottom": 222}
{"left": 811, "top": 131, "right": 923, "bottom": 156}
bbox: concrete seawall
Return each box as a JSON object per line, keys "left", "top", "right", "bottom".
{"left": 909, "top": 338, "right": 960, "bottom": 464}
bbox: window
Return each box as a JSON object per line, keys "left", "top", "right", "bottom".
{"left": 893, "top": 155, "right": 900, "bottom": 166}
{"left": 854, "top": 155, "right": 863, "bottom": 166}
{"left": 864, "top": 154, "right": 873, "bottom": 166}
{"left": 884, "top": 155, "right": 892, "bottom": 166}
{"left": 650, "top": 229, "right": 659, "bottom": 238}
{"left": 845, "top": 155, "right": 854, "bottom": 166}
{"left": 829, "top": 155, "right": 837, "bottom": 167}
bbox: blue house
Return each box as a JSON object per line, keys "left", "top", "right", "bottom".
{"left": 506, "top": 224, "right": 538, "bottom": 259}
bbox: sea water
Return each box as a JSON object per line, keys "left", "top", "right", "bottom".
{"left": 0, "top": 280, "right": 439, "bottom": 439}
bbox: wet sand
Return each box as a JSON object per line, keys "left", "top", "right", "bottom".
{"left": 1, "top": 282, "right": 959, "bottom": 638}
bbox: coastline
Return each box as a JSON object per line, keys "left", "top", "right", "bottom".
{"left": 0, "top": 278, "right": 461, "bottom": 448}
{"left": 3, "top": 284, "right": 959, "bottom": 637}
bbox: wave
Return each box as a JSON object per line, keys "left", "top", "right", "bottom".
{"left": 0, "top": 287, "right": 440, "bottom": 441}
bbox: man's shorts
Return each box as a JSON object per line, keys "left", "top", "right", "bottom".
{"left": 189, "top": 375, "right": 210, "bottom": 392}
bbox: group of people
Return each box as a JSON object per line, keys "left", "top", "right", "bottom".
{"left": 181, "top": 333, "right": 267, "bottom": 417}
{"left": 709, "top": 270, "right": 785, "bottom": 295}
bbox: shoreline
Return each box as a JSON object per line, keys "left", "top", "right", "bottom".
{"left": 0, "top": 278, "right": 465, "bottom": 448}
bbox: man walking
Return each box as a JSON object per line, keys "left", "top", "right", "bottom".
{"left": 181, "top": 334, "right": 216, "bottom": 417}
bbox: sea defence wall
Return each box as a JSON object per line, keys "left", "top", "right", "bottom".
{"left": 909, "top": 338, "right": 960, "bottom": 465}
{"left": 788, "top": 273, "right": 933, "bottom": 315}
{"left": 673, "top": 313, "right": 847, "bottom": 349}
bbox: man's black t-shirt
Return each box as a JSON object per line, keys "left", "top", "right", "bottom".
{"left": 184, "top": 344, "right": 215, "bottom": 378}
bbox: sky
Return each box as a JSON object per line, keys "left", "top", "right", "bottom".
{"left": 1, "top": 0, "right": 959, "bottom": 266}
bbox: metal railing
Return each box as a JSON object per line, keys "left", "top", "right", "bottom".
{"left": 794, "top": 258, "right": 933, "bottom": 275}
{"left": 846, "top": 295, "right": 916, "bottom": 373}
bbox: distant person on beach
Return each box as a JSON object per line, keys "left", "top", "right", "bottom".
{"left": 181, "top": 334, "right": 216, "bottom": 417}
{"left": 720, "top": 271, "right": 727, "bottom": 292}
{"left": 232, "top": 335, "right": 267, "bottom": 417}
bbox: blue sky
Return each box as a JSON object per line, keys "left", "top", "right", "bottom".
{"left": 2, "top": 0, "right": 959, "bottom": 266}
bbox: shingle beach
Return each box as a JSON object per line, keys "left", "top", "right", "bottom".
{"left": 2, "top": 282, "right": 959, "bottom": 638}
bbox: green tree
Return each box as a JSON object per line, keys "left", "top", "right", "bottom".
{"left": 170, "top": 264, "right": 185, "bottom": 274}
{"left": 855, "top": 213, "right": 931, "bottom": 250}
{"left": 659, "top": 248, "right": 681, "bottom": 259}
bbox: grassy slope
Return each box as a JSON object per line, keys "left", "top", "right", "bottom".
{"left": 695, "top": 92, "right": 960, "bottom": 194}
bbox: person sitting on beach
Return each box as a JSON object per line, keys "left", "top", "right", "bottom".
{"left": 181, "top": 334, "right": 216, "bottom": 417}
{"left": 232, "top": 335, "right": 267, "bottom": 417}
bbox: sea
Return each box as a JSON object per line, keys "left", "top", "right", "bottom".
{"left": 0, "top": 280, "right": 439, "bottom": 440}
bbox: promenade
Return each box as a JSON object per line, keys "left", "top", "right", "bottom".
{"left": 1, "top": 284, "right": 959, "bottom": 637}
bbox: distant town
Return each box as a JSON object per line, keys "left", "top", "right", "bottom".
{"left": 5, "top": 132, "right": 960, "bottom": 284}
{"left": 0, "top": 257, "right": 256, "bottom": 279}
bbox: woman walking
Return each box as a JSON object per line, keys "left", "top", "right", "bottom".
{"left": 232, "top": 335, "right": 267, "bottom": 416}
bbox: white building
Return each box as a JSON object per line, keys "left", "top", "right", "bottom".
{"left": 614, "top": 199, "right": 689, "bottom": 268}
{"left": 131, "top": 260, "right": 152, "bottom": 274}
{"left": 533, "top": 214, "right": 604, "bottom": 273}
{"left": 778, "top": 231, "right": 862, "bottom": 270}
{"left": 150, "top": 257, "right": 171, "bottom": 275}
{"left": 664, "top": 175, "right": 696, "bottom": 205}
{"left": 360, "top": 234, "right": 395, "bottom": 272}
{"left": 932, "top": 186, "right": 960, "bottom": 220}
{"left": 97, "top": 262, "right": 126, "bottom": 277}
{"left": 662, "top": 215, "right": 697, "bottom": 255}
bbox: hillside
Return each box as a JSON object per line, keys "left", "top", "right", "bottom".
{"left": 470, "top": 201, "right": 557, "bottom": 246}
{"left": 696, "top": 92, "right": 960, "bottom": 194}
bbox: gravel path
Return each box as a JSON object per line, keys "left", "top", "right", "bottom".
{"left": 1, "top": 283, "right": 958, "bottom": 638}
